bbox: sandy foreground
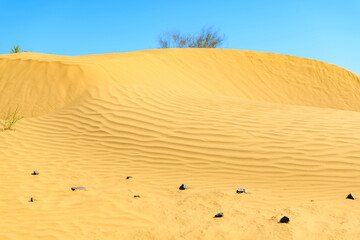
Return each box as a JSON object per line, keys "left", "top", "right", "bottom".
{"left": 1, "top": 49, "right": 360, "bottom": 239}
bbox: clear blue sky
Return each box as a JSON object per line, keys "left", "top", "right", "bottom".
{"left": 0, "top": 0, "right": 359, "bottom": 74}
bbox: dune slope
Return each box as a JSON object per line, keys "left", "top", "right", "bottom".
{"left": 1, "top": 49, "right": 360, "bottom": 240}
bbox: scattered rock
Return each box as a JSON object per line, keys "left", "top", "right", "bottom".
{"left": 71, "top": 187, "right": 86, "bottom": 191}
{"left": 134, "top": 195, "right": 140, "bottom": 198}
{"left": 279, "top": 216, "right": 290, "bottom": 223}
{"left": 214, "top": 212, "right": 224, "bottom": 218}
{"left": 126, "top": 176, "right": 133, "bottom": 179}
{"left": 29, "top": 197, "right": 37, "bottom": 202}
{"left": 179, "top": 184, "right": 188, "bottom": 190}
{"left": 31, "top": 170, "right": 39, "bottom": 175}
{"left": 236, "top": 188, "right": 248, "bottom": 194}
{"left": 346, "top": 193, "right": 355, "bottom": 200}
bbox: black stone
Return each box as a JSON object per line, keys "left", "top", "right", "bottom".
{"left": 279, "top": 216, "right": 290, "bottom": 223}
{"left": 30, "top": 197, "right": 37, "bottom": 202}
{"left": 126, "top": 176, "right": 133, "bottom": 179}
{"left": 134, "top": 195, "right": 140, "bottom": 198}
{"left": 71, "top": 187, "right": 86, "bottom": 191}
{"left": 179, "top": 184, "right": 188, "bottom": 190}
{"left": 31, "top": 170, "right": 39, "bottom": 175}
{"left": 214, "top": 212, "right": 224, "bottom": 218}
{"left": 346, "top": 193, "right": 355, "bottom": 200}
{"left": 236, "top": 188, "right": 248, "bottom": 194}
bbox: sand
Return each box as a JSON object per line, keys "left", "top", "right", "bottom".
{"left": 0, "top": 49, "right": 360, "bottom": 239}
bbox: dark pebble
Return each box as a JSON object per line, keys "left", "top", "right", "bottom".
{"left": 134, "top": 195, "right": 140, "bottom": 198}
{"left": 126, "top": 176, "right": 133, "bottom": 179}
{"left": 214, "top": 212, "right": 224, "bottom": 218}
{"left": 279, "top": 216, "right": 289, "bottom": 223}
{"left": 31, "top": 170, "right": 39, "bottom": 175}
{"left": 29, "top": 197, "right": 37, "bottom": 202}
{"left": 179, "top": 184, "right": 188, "bottom": 190}
{"left": 71, "top": 187, "right": 86, "bottom": 191}
{"left": 346, "top": 193, "right": 355, "bottom": 200}
{"left": 236, "top": 188, "right": 248, "bottom": 194}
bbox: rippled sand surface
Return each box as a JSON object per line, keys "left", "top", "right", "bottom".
{"left": 1, "top": 49, "right": 360, "bottom": 239}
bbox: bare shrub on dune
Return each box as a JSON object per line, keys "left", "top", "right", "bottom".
{"left": 1, "top": 107, "right": 23, "bottom": 131}
{"left": 159, "top": 26, "right": 225, "bottom": 48}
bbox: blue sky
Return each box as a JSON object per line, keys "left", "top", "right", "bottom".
{"left": 0, "top": 0, "right": 359, "bottom": 74}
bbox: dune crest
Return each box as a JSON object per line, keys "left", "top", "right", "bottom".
{"left": 1, "top": 49, "right": 360, "bottom": 239}
{"left": 1, "top": 49, "right": 359, "bottom": 117}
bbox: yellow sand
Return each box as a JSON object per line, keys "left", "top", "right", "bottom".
{"left": 1, "top": 49, "right": 360, "bottom": 239}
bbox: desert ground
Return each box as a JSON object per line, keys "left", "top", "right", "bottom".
{"left": 1, "top": 49, "right": 360, "bottom": 239}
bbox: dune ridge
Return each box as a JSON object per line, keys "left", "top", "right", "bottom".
{"left": 1, "top": 49, "right": 360, "bottom": 239}
{"left": 1, "top": 49, "right": 360, "bottom": 117}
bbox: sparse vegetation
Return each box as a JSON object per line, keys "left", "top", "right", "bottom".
{"left": 158, "top": 26, "right": 225, "bottom": 48}
{"left": 10, "top": 45, "right": 24, "bottom": 54}
{"left": 1, "top": 107, "right": 23, "bottom": 131}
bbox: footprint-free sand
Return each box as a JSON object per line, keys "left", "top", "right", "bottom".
{"left": 1, "top": 49, "right": 360, "bottom": 239}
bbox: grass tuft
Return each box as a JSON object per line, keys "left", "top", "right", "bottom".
{"left": 10, "top": 45, "right": 24, "bottom": 54}
{"left": 1, "top": 107, "right": 23, "bottom": 131}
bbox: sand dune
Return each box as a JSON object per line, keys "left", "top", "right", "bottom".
{"left": 1, "top": 49, "right": 360, "bottom": 239}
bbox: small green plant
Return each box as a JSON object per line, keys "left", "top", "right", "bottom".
{"left": 10, "top": 45, "right": 24, "bottom": 54}
{"left": 1, "top": 107, "right": 23, "bottom": 131}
